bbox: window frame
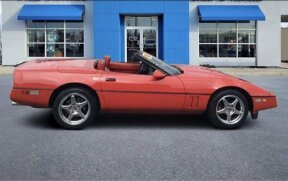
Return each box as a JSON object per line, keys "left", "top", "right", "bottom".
{"left": 26, "top": 20, "right": 84, "bottom": 58}
{"left": 199, "top": 21, "right": 257, "bottom": 58}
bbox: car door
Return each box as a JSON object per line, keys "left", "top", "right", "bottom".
{"left": 100, "top": 71, "right": 185, "bottom": 112}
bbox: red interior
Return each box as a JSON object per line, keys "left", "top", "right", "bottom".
{"left": 94, "top": 57, "right": 140, "bottom": 74}
{"left": 109, "top": 62, "right": 140, "bottom": 74}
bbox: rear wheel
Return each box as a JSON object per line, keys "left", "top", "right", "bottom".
{"left": 52, "top": 88, "right": 98, "bottom": 129}
{"left": 207, "top": 90, "right": 249, "bottom": 129}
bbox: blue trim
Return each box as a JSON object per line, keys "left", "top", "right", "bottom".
{"left": 18, "top": 5, "right": 85, "bottom": 21}
{"left": 93, "top": 0, "right": 189, "bottom": 64}
{"left": 198, "top": 5, "right": 265, "bottom": 21}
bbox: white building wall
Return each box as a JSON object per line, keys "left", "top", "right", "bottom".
{"left": 281, "top": 1, "right": 288, "bottom": 15}
{"left": 2, "top": 1, "right": 94, "bottom": 66}
{"left": 257, "top": 1, "right": 281, "bottom": 66}
{"left": 189, "top": 1, "right": 282, "bottom": 67}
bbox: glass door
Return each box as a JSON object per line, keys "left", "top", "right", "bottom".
{"left": 126, "top": 29, "right": 141, "bottom": 63}
{"left": 143, "top": 29, "right": 157, "bottom": 57}
{"left": 125, "top": 16, "right": 158, "bottom": 63}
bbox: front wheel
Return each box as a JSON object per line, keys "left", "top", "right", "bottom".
{"left": 52, "top": 88, "right": 98, "bottom": 129}
{"left": 207, "top": 90, "right": 249, "bottom": 129}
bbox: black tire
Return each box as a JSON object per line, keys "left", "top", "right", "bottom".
{"left": 207, "top": 89, "right": 249, "bottom": 129}
{"left": 52, "top": 88, "right": 98, "bottom": 130}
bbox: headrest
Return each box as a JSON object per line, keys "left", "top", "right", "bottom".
{"left": 103, "top": 55, "right": 111, "bottom": 68}
{"left": 97, "top": 60, "right": 106, "bottom": 70}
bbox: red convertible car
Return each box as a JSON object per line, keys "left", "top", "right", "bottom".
{"left": 10, "top": 51, "right": 277, "bottom": 129}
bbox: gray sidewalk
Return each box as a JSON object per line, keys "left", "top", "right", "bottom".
{"left": 215, "top": 63, "right": 288, "bottom": 76}
{"left": 1, "top": 63, "right": 288, "bottom": 76}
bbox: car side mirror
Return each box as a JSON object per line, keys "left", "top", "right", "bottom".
{"left": 153, "top": 70, "right": 166, "bottom": 80}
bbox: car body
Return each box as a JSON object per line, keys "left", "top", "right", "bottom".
{"left": 10, "top": 51, "right": 277, "bottom": 129}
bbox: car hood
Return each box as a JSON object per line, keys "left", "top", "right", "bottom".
{"left": 176, "top": 65, "right": 237, "bottom": 79}
{"left": 16, "top": 59, "right": 97, "bottom": 74}
{"left": 175, "top": 65, "right": 272, "bottom": 97}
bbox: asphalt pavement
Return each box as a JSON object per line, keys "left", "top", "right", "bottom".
{"left": 0, "top": 75, "right": 287, "bottom": 180}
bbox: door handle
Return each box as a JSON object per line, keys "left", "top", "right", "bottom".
{"left": 106, "top": 78, "right": 116, "bottom": 82}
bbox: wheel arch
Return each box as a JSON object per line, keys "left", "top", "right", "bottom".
{"left": 49, "top": 83, "right": 101, "bottom": 110}
{"left": 209, "top": 86, "right": 253, "bottom": 113}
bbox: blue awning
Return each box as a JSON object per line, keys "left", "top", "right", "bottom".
{"left": 18, "top": 5, "right": 85, "bottom": 21}
{"left": 198, "top": 5, "right": 265, "bottom": 21}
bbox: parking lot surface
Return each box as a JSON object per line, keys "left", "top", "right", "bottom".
{"left": 0, "top": 75, "right": 287, "bottom": 180}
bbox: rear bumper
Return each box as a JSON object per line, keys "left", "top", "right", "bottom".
{"left": 11, "top": 101, "right": 25, "bottom": 106}
{"left": 10, "top": 88, "right": 53, "bottom": 108}
{"left": 252, "top": 94, "right": 277, "bottom": 113}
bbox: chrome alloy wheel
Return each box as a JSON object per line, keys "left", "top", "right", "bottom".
{"left": 58, "top": 93, "right": 91, "bottom": 126}
{"left": 216, "top": 95, "right": 245, "bottom": 125}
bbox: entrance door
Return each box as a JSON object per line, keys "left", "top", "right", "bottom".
{"left": 126, "top": 29, "right": 141, "bottom": 62}
{"left": 143, "top": 29, "right": 157, "bottom": 58}
{"left": 125, "top": 16, "right": 158, "bottom": 63}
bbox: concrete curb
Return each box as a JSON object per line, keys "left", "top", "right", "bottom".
{"left": 214, "top": 68, "right": 288, "bottom": 76}
{"left": 0, "top": 66, "right": 15, "bottom": 75}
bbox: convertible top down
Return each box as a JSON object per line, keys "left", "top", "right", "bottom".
{"left": 11, "top": 51, "right": 277, "bottom": 129}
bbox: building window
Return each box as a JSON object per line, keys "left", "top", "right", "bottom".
{"left": 199, "top": 21, "right": 256, "bottom": 58}
{"left": 125, "top": 16, "right": 158, "bottom": 27}
{"left": 27, "top": 20, "right": 84, "bottom": 58}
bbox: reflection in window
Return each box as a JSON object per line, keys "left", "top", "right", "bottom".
{"left": 47, "top": 44, "right": 64, "bottom": 57}
{"left": 199, "top": 23, "right": 217, "bottom": 29}
{"left": 28, "top": 44, "right": 45, "bottom": 57}
{"left": 47, "top": 21, "right": 64, "bottom": 29}
{"left": 219, "top": 23, "right": 236, "bottom": 30}
{"left": 27, "top": 21, "right": 45, "bottom": 29}
{"left": 199, "top": 30, "right": 217, "bottom": 43}
{"left": 199, "top": 21, "right": 256, "bottom": 58}
{"left": 27, "top": 20, "right": 84, "bottom": 57}
{"left": 238, "top": 21, "right": 256, "bottom": 29}
{"left": 66, "top": 44, "right": 84, "bottom": 57}
{"left": 28, "top": 30, "right": 45, "bottom": 42}
{"left": 47, "top": 30, "right": 64, "bottom": 43}
{"left": 238, "top": 45, "right": 255, "bottom": 57}
{"left": 238, "top": 30, "right": 255, "bottom": 43}
{"left": 66, "top": 30, "right": 84, "bottom": 43}
{"left": 199, "top": 45, "right": 217, "bottom": 57}
{"left": 66, "top": 21, "right": 84, "bottom": 29}
{"left": 219, "top": 30, "right": 237, "bottom": 43}
{"left": 219, "top": 44, "right": 237, "bottom": 57}
{"left": 125, "top": 16, "right": 158, "bottom": 27}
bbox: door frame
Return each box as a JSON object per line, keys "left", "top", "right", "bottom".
{"left": 125, "top": 26, "right": 159, "bottom": 62}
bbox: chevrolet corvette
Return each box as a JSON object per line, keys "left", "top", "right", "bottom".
{"left": 10, "top": 51, "right": 277, "bottom": 129}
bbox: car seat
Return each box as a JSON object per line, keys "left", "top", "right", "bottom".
{"left": 97, "top": 60, "right": 106, "bottom": 70}
{"left": 104, "top": 56, "right": 111, "bottom": 69}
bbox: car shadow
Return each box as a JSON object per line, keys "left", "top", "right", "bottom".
{"left": 22, "top": 109, "right": 61, "bottom": 130}
{"left": 92, "top": 113, "right": 212, "bottom": 129}
{"left": 23, "top": 110, "right": 215, "bottom": 130}
{"left": 23, "top": 109, "right": 259, "bottom": 130}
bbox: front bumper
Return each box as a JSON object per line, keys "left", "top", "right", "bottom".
{"left": 252, "top": 94, "right": 277, "bottom": 113}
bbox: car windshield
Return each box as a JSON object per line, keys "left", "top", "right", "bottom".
{"left": 137, "top": 51, "right": 182, "bottom": 75}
